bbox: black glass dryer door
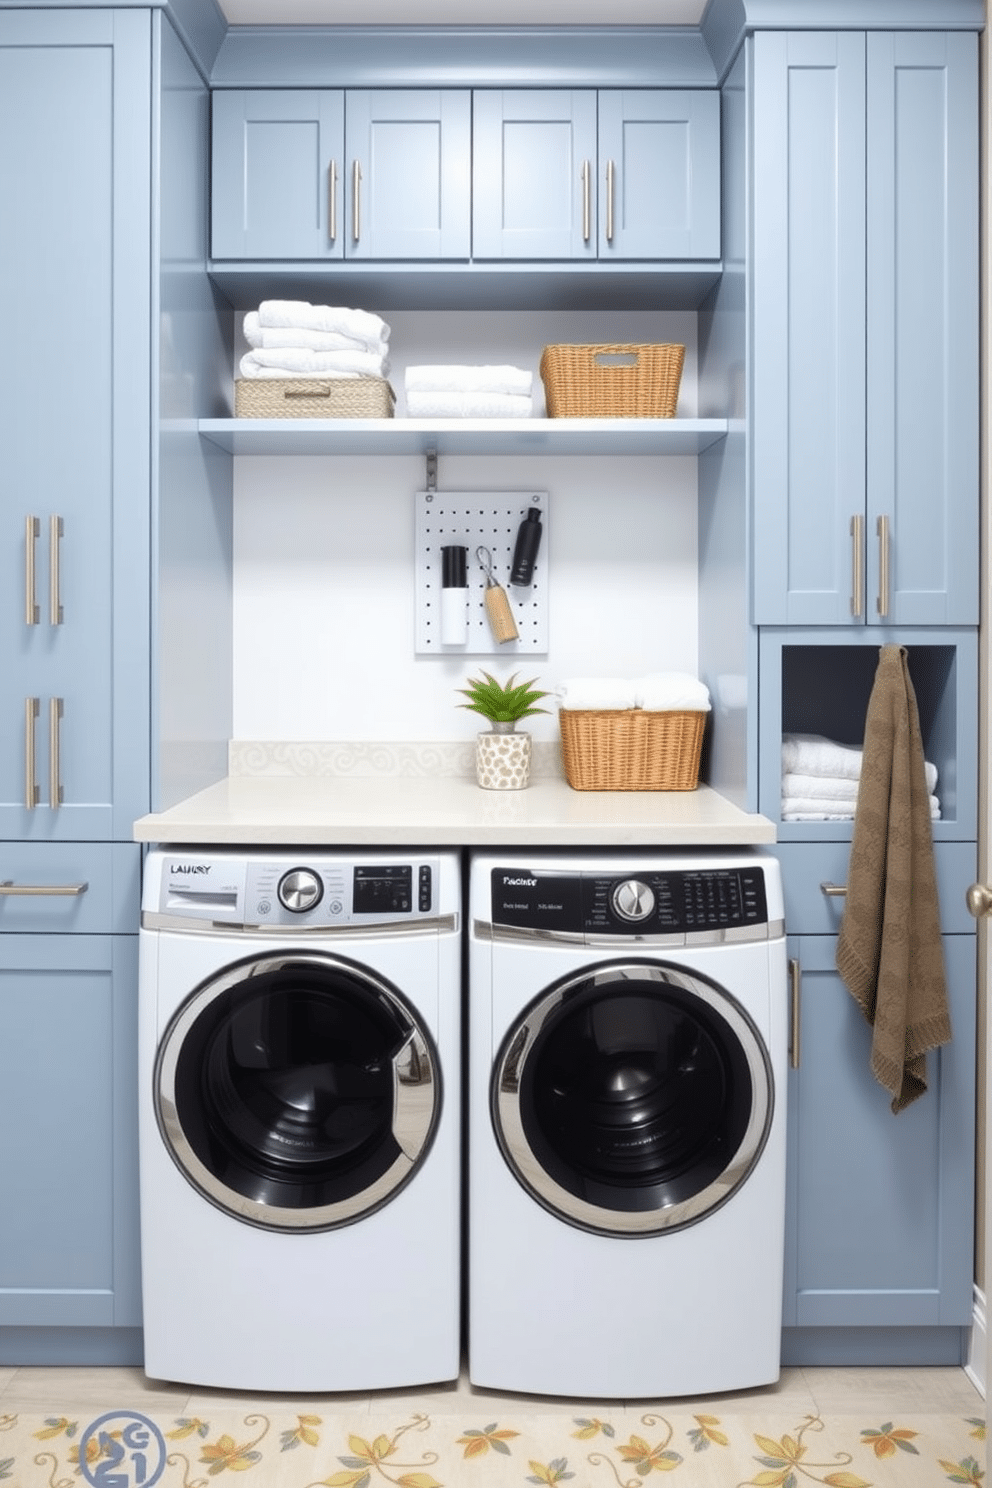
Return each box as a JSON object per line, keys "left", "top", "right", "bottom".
{"left": 492, "top": 960, "right": 772, "bottom": 1236}
{"left": 155, "top": 951, "right": 440, "bottom": 1232}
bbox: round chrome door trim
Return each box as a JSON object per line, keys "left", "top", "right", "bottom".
{"left": 491, "top": 959, "right": 773, "bottom": 1238}
{"left": 154, "top": 951, "right": 440, "bottom": 1233}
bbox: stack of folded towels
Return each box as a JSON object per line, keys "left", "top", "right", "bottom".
{"left": 403, "top": 364, "right": 533, "bottom": 418}
{"left": 556, "top": 673, "right": 712, "bottom": 711}
{"left": 240, "top": 300, "right": 390, "bottom": 381}
{"left": 781, "top": 732, "right": 941, "bottom": 821}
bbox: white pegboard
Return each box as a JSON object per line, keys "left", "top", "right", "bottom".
{"left": 415, "top": 490, "right": 549, "bottom": 655}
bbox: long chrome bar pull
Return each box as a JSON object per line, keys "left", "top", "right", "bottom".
{"left": 876, "top": 513, "right": 890, "bottom": 618}
{"left": 24, "top": 697, "right": 39, "bottom": 808}
{"left": 789, "top": 958, "right": 801, "bottom": 1069}
{"left": 25, "top": 516, "right": 39, "bottom": 625}
{"left": 606, "top": 159, "right": 615, "bottom": 242}
{"left": 581, "top": 160, "right": 591, "bottom": 242}
{"left": 49, "top": 696, "right": 63, "bottom": 808}
{"left": 328, "top": 158, "right": 338, "bottom": 243}
{"left": 352, "top": 159, "right": 361, "bottom": 242}
{"left": 850, "top": 514, "right": 864, "bottom": 618}
{"left": 49, "top": 515, "right": 63, "bottom": 625}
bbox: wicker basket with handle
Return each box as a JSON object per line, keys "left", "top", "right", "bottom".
{"left": 235, "top": 377, "right": 395, "bottom": 419}
{"left": 558, "top": 707, "right": 705, "bottom": 791}
{"left": 540, "top": 343, "right": 685, "bottom": 419}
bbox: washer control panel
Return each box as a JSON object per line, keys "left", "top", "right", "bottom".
{"left": 151, "top": 852, "right": 439, "bottom": 929}
{"left": 490, "top": 864, "right": 770, "bottom": 940}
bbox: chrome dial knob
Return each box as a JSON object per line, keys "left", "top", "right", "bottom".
{"left": 611, "top": 878, "right": 655, "bottom": 923}
{"left": 278, "top": 868, "right": 323, "bottom": 913}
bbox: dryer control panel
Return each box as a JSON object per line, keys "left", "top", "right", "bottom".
{"left": 490, "top": 864, "right": 771, "bottom": 942}
{"left": 143, "top": 850, "right": 448, "bottom": 931}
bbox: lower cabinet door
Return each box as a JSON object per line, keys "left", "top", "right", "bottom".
{"left": 0, "top": 933, "right": 141, "bottom": 1330}
{"left": 784, "top": 933, "right": 975, "bottom": 1329}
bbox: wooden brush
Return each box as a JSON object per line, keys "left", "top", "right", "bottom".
{"left": 477, "top": 546, "right": 519, "bottom": 644}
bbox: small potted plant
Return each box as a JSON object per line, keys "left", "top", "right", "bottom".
{"left": 457, "top": 670, "right": 550, "bottom": 790}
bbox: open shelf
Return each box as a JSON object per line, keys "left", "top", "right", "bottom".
{"left": 197, "top": 416, "right": 729, "bottom": 458}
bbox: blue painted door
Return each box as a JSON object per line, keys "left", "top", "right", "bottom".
{"left": 782, "top": 934, "right": 974, "bottom": 1331}
{"left": 472, "top": 90, "right": 598, "bottom": 260}
{"left": 597, "top": 90, "right": 720, "bottom": 260}
{"left": 211, "top": 89, "right": 346, "bottom": 259}
{"left": 0, "top": 927, "right": 141, "bottom": 1333}
{"left": 345, "top": 90, "right": 470, "bottom": 260}
{"left": 0, "top": 10, "right": 150, "bottom": 841}
{"left": 751, "top": 31, "right": 978, "bottom": 627}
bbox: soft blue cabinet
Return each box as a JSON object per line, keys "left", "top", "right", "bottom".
{"left": 0, "top": 9, "right": 150, "bottom": 842}
{"left": 782, "top": 933, "right": 975, "bottom": 1360}
{"left": 472, "top": 89, "right": 720, "bottom": 261}
{"left": 751, "top": 31, "right": 978, "bottom": 627}
{"left": 211, "top": 88, "right": 471, "bottom": 261}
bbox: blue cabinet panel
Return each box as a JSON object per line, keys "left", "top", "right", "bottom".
{"left": 751, "top": 31, "right": 978, "bottom": 627}
{"left": 0, "top": 933, "right": 141, "bottom": 1330}
{"left": 212, "top": 88, "right": 470, "bottom": 262}
{"left": 783, "top": 933, "right": 975, "bottom": 1329}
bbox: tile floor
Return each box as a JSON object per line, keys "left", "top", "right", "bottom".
{"left": 0, "top": 1362, "right": 982, "bottom": 1421}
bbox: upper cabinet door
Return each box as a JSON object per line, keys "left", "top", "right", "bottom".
{"left": 212, "top": 90, "right": 345, "bottom": 259}
{"left": 472, "top": 90, "right": 598, "bottom": 260}
{"left": 344, "top": 91, "right": 471, "bottom": 261}
{"left": 865, "top": 32, "right": 978, "bottom": 627}
{"left": 751, "top": 30, "right": 979, "bottom": 627}
{"left": 0, "top": 10, "right": 150, "bottom": 841}
{"left": 597, "top": 90, "right": 720, "bottom": 260}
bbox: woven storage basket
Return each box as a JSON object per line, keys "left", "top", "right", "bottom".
{"left": 540, "top": 343, "right": 685, "bottom": 419}
{"left": 235, "top": 377, "right": 395, "bottom": 419}
{"left": 559, "top": 707, "right": 705, "bottom": 791}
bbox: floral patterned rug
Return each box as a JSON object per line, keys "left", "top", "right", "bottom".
{"left": 0, "top": 1407, "right": 985, "bottom": 1488}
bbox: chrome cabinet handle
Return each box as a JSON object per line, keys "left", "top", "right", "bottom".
{"left": 876, "top": 513, "right": 890, "bottom": 618}
{"left": 328, "top": 158, "right": 337, "bottom": 242}
{"left": 49, "top": 696, "right": 63, "bottom": 808}
{"left": 49, "top": 515, "right": 63, "bottom": 625}
{"left": 606, "top": 158, "right": 615, "bottom": 242}
{"left": 581, "top": 160, "right": 591, "bottom": 242}
{"left": 24, "top": 697, "right": 39, "bottom": 808}
{"left": 789, "top": 957, "right": 801, "bottom": 1069}
{"left": 0, "top": 879, "right": 88, "bottom": 896}
{"left": 820, "top": 881, "right": 848, "bottom": 897}
{"left": 850, "top": 513, "right": 864, "bottom": 618}
{"left": 25, "top": 516, "right": 39, "bottom": 625}
{"left": 352, "top": 159, "right": 361, "bottom": 242}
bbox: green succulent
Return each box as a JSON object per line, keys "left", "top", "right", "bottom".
{"left": 457, "top": 670, "right": 551, "bottom": 726}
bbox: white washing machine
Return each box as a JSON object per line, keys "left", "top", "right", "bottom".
{"left": 468, "top": 849, "right": 788, "bottom": 1399}
{"left": 138, "top": 847, "right": 461, "bottom": 1391}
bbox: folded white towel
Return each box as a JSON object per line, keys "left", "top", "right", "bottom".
{"left": 255, "top": 300, "right": 390, "bottom": 347}
{"left": 782, "top": 773, "right": 860, "bottom": 802}
{"left": 240, "top": 347, "right": 389, "bottom": 380}
{"left": 404, "top": 364, "right": 533, "bottom": 397}
{"left": 406, "top": 391, "right": 532, "bottom": 419}
{"left": 634, "top": 672, "right": 711, "bottom": 712}
{"left": 781, "top": 794, "right": 941, "bottom": 821}
{"left": 781, "top": 732, "right": 938, "bottom": 793}
{"left": 556, "top": 678, "right": 640, "bottom": 711}
{"left": 244, "top": 313, "right": 389, "bottom": 358}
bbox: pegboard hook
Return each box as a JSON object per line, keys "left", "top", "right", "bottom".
{"left": 425, "top": 449, "right": 438, "bottom": 494}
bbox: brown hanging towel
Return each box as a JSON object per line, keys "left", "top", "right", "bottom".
{"left": 835, "top": 645, "right": 951, "bottom": 1112}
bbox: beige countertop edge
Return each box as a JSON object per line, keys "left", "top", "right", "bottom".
{"left": 133, "top": 777, "right": 776, "bottom": 847}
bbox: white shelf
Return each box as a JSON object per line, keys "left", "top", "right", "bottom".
{"left": 198, "top": 416, "right": 729, "bottom": 457}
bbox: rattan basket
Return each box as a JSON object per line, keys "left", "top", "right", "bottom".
{"left": 235, "top": 377, "right": 395, "bottom": 419}
{"left": 540, "top": 343, "right": 685, "bottom": 419}
{"left": 558, "top": 707, "right": 705, "bottom": 791}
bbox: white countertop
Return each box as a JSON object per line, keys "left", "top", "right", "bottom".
{"left": 133, "top": 774, "right": 775, "bottom": 847}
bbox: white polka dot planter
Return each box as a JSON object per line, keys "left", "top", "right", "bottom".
{"left": 475, "top": 729, "right": 532, "bottom": 790}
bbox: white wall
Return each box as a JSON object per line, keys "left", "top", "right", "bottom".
{"left": 232, "top": 310, "right": 700, "bottom": 744}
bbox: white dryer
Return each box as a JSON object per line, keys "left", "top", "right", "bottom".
{"left": 139, "top": 848, "right": 461, "bottom": 1392}
{"left": 468, "top": 849, "right": 788, "bottom": 1399}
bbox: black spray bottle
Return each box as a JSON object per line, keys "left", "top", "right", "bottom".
{"left": 509, "top": 505, "right": 543, "bottom": 587}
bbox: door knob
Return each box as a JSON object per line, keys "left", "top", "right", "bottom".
{"left": 966, "top": 882, "right": 992, "bottom": 918}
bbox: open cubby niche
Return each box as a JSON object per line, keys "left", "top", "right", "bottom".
{"left": 757, "top": 630, "right": 978, "bottom": 841}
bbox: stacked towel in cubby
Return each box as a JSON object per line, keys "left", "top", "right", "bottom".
{"left": 556, "top": 673, "right": 711, "bottom": 712}
{"left": 240, "top": 301, "right": 391, "bottom": 380}
{"left": 404, "top": 364, "right": 533, "bottom": 418}
{"left": 781, "top": 732, "right": 940, "bottom": 820}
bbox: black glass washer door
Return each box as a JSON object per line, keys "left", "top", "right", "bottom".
{"left": 155, "top": 951, "right": 440, "bottom": 1232}
{"left": 492, "top": 960, "right": 772, "bottom": 1237}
